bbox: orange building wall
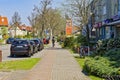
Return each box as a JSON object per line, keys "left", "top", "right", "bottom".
{"left": 0, "top": 16, "right": 8, "bottom": 26}
{"left": 66, "top": 19, "right": 72, "bottom": 35}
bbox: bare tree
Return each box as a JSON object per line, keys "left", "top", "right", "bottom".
{"left": 47, "top": 8, "right": 66, "bottom": 37}
{"left": 28, "top": 13, "right": 37, "bottom": 37}
{"left": 28, "top": 0, "right": 65, "bottom": 38}
{"left": 33, "top": 0, "right": 52, "bottom": 38}
{"left": 63, "top": 0, "right": 92, "bottom": 42}
{"left": 11, "top": 12, "right": 21, "bottom": 37}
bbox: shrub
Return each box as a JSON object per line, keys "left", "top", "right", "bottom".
{"left": 104, "top": 49, "right": 120, "bottom": 68}
{"left": 84, "top": 57, "right": 119, "bottom": 77}
{"left": 91, "top": 38, "right": 120, "bottom": 56}
{"left": 15, "top": 35, "right": 23, "bottom": 38}
{"left": 76, "top": 34, "right": 88, "bottom": 46}
{"left": 62, "top": 36, "right": 74, "bottom": 48}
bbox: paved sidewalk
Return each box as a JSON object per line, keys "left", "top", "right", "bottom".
{"left": 24, "top": 43, "right": 90, "bottom": 80}
{"left": 1, "top": 43, "right": 90, "bottom": 80}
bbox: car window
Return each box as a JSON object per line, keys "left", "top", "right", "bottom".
{"left": 12, "top": 40, "right": 28, "bottom": 44}
{"left": 12, "top": 41, "right": 19, "bottom": 44}
{"left": 30, "top": 41, "right": 34, "bottom": 45}
{"left": 32, "top": 40, "right": 39, "bottom": 44}
{"left": 20, "top": 41, "right": 28, "bottom": 44}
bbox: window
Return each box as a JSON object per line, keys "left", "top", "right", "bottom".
{"left": 118, "top": 0, "right": 120, "bottom": 11}
{"left": 103, "top": 6, "right": 106, "bottom": 15}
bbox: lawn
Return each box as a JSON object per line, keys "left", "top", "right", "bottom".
{"left": 75, "top": 57, "right": 103, "bottom": 80}
{"left": 0, "top": 58, "right": 40, "bottom": 71}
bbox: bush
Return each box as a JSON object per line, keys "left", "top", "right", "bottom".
{"left": 84, "top": 57, "right": 119, "bottom": 78}
{"left": 62, "top": 36, "right": 74, "bottom": 48}
{"left": 104, "top": 49, "right": 120, "bottom": 68}
{"left": 107, "top": 38, "right": 120, "bottom": 50}
{"left": 76, "top": 34, "right": 88, "bottom": 46}
{"left": 15, "top": 35, "right": 23, "bottom": 38}
{"left": 0, "top": 39, "right": 4, "bottom": 44}
{"left": 91, "top": 38, "right": 120, "bottom": 56}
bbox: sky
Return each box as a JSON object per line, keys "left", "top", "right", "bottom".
{"left": 0, "top": 0, "right": 64, "bottom": 26}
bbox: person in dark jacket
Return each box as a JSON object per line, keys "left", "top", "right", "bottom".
{"left": 52, "top": 37, "right": 55, "bottom": 47}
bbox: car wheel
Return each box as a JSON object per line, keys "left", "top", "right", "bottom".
{"left": 10, "top": 53, "right": 14, "bottom": 57}
{"left": 38, "top": 48, "right": 40, "bottom": 51}
{"left": 27, "top": 51, "right": 31, "bottom": 57}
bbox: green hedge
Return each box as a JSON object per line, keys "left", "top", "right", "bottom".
{"left": 62, "top": 36, "right": 74, "bottom": 48}
{"left": 91, "top": 38, "right": 120, "bottom": 56}
{"left": 84, "top": 57, "right": 119, "bottom": 78}
{"left": 84, "top": 49, "right": 120, "bottom": 78}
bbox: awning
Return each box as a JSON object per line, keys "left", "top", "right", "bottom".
{"left": 107, "top": 20, "right": 120, "bottom": 26}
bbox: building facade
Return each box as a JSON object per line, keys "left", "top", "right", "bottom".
{"left": 91, "top": 0, "right": 120, "bottom": 40}
{"left": 0, "top": 16, "right": 8, "bottom": 39}
{"left": 8, "top": 24, "right": 32, "bottom": 38}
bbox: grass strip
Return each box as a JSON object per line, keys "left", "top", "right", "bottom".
{"left": 0, "top": 58, "right": 40, "bottom": 71}
{"left": 75, "top": 56, "right": 103, "bottom": 80}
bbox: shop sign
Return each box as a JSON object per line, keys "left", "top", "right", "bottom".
{"left": 104, "top": 18, "right": 113, "bottom": 23}
{"left": 93, "top": 23, "right": 98, "bottom": 28}
{"left": 98, "top": 22, "right": 102, "bottom": 27}
{"left": 93, "top": 22, "right": 102, "bottom": 28}
{"left": 112, "top": 15, "right": 120, "bottom": 21}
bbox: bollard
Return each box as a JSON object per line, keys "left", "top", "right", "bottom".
{"left": 0, "top": 50, "right": 2, "bottom": 62}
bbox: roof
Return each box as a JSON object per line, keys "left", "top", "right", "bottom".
{"left": 8, "top": 24, "right": 33, "bottom": 32}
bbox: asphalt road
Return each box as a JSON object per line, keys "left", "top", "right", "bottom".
{"left": 0, "top": 44, "right": 44, "bottom": 61}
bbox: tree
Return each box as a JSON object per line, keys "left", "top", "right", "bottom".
{"left": 33, "top": 0, "right": 52, "bottom": 38}
{"left": 28, "top": 13, "right": 37, "bottom": 38}
{"left": 63, "top": 0, "right": 92, "bottom": 44}
{"left": 29, "top": 0, "right": 66, "bottom": 38}
{"left": 47, "top": 8, "right": 66, "bottom": 37}
{"left": 10, "top": 12, "right": 21, "bottom": 38}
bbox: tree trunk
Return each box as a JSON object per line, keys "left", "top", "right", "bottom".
{"left": 86, "top": 24, "right": 90, "bottom": 55}
{"left": 15, "top": 27, "right": 17, "bottom": 38}
{"left": 86, "top": 24, "right": 90, "bottom": 45}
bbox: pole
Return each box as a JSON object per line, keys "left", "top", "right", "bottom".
{"left": 0, "top": 50, "right": 2, "bottom": 62}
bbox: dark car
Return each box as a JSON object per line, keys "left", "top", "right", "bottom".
{"left": 31, "top": 39, "right": 41, "bottom": 51}
{"left": 39, "top": 39, "right": 44, "bottom": 50}
{"left": 6, "top": 38, "right": 15, "bottom": 44}
{"left": 10, "top": 39, "right": 33, "bottom": 57}
{"left": 29, "top": 40, "right": 38, "bottom": 53}
{"left": 31, "top": 39, "right": 44, "bottom": 51}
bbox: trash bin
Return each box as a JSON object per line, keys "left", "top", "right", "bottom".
{"left": 0, "top": 50, "right": 2, "bottom": 62}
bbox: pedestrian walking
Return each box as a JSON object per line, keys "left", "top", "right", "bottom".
{"left": 52, "top": 36, "right": 55, "bottom": 47}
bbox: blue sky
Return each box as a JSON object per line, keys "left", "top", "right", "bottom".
{"left": 0, "top": 0, "right": 64, "bottom": 26}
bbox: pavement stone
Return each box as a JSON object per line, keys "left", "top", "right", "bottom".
{"left": 24, "top": 43, "right": 90, "bottom": 80}
{"left": 1, "top": 43, "right": 91, "bottom": 80}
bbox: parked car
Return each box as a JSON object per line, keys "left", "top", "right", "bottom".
{"left": 39, "top": 39, "right": 44, "bottom": 50}
{"left": 43, "top": 38, "right": 49, "bottom": 44}
{"left": 6, "top": 38, "right": 15, "bottom": 44}
{"left": 31, "top": 39, "right": 42, "bottom": 51}
{"left": 10, "top": 39, "right": 33, "bottom": 57}
{"left": 29, "top": 40, "right": 38, "bottom": 53}
{"left": 43, "top": 38, "right": 47, "bottom": 44}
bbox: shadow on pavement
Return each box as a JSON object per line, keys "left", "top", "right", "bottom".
{"left": 7, "top": 55, "right": 30, "bottom": 58}
{"left": 45, "top": 47, "right": 65, "bottom": 50}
